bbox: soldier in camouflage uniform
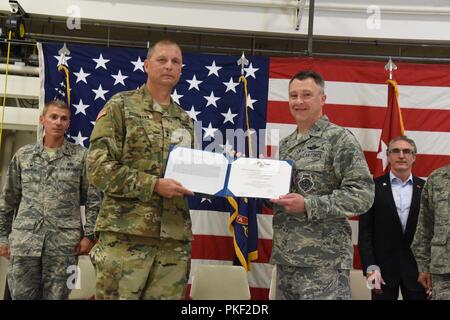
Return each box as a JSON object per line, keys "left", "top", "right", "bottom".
{"left": 0, "top": 100, "right": 100, "bottom": 300}
{"left": 412, "top": 165, "right": 450, "bottom": 300}
{"left": 270, "top": 70, "right": 374, "bottom": 300}
{"left": 87, "top": 39, "right": 195, "bottom": 300}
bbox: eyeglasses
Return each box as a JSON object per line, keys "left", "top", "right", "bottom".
{"left": 388, "top": 148, "right": 415, "bottom": 155}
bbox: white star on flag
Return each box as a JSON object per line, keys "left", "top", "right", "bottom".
{"left": 73, "top": 99, "right": 90, "bottom": 115}
{"left": 93, "top": 54, "right": 110, "bottom": 70}
{"left": 71, "top": 131, "right": 88, "bottom": 148}
{"left": 186, "top": 75, "right": 203, "bottom": 91}
{"left": 186, "top": 106, "right": 201, "bottom": 121}
{"left": 244, "top": 63, "right": 259, "bottom": 79}
{"left": 131, "top": 56, "right": 145, "bottom": 72}
{"left": 205, "top": 61, "right": 222, "bottom": 77}
{"left": 222, "top": 77, "right": 240, "bottom": 93}
{"left": 377, "top": 141, "right": 389, "bottom": 172}
{"left": 53, "top": 54, "right": 72, "bottom": 67}
{"left": 171, "top": 89, "right": 183, "bottom": 105}
{"left": 246, "top": 94, "right": 257, "bottom": 110}
{"left": 73, "top": 67, "right": 90, "bottom": 84}
{"left": 92, "top": 84, "right": 109, "bottom": 101}
{"left": 221, "top": 108, "right": 237, "bottom": 124}
{"left": 111, "top": 70, "right": 128, "bottom": 86}
{"left": 204, "top": 91, "right": 221, "bottom": 108}
{"left": 202, "top": 122, "right": 218, "bottom": 139}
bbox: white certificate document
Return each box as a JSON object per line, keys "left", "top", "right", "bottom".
{"left": 164, "top": 147, "right": 229, "bottom": 195}
{"left": 164, "top": 147, "right": 292, "bottom": 199}
{"left": 227, "top": 158, "right": 292, "bottom": 199}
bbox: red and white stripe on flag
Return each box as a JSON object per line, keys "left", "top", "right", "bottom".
{"left": 189, "top": 57, "right": 450, "bottom": 300}
{"left": 374, "top": 79, "right": 405, "bottom": 177}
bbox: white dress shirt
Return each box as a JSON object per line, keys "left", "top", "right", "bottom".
{"left": 390, "top": 171, "right": 413, "bottom": 232}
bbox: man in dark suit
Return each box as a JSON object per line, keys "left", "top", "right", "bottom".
{"left": 358, "top": 136, "right": 427, "bottom": 300}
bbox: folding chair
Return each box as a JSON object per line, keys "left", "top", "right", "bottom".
{"left": 190, "top": 264, "right": 251, "bottom": 300}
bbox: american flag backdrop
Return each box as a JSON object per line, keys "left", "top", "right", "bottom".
{"left": 39, "top": 43, "right": 450, "bottom": 300}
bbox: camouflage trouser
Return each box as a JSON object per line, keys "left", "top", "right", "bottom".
{"left": 89, "top": 231, "right": 191, "bottom": 300}
{"left": 275, "top": 265, "right": 351, "bottom": 300}
{"left": 7, "top": 254, "right": 78, "bottom": 300}
{"left": 432, "top": 273, "right": 450, "bottom": 300}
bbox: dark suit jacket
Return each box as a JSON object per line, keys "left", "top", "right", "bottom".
{"left": 358, "top": 173, "right": 425, "bottom": 290}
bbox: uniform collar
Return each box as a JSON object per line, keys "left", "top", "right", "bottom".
{"left": 35, "top": 137, "right": 73, "bottom": 156}
{"left": 287, "top": 115, "right": 330, "bottom": 143}
{"left": 140, "top": 84, "right": 183, "bottom": 119}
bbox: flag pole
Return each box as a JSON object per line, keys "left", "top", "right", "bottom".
{"left": 375, "top": 57, "right": 405, "bottom": 177}
{"left": 227, "top": 52, "right": 260, "bottom": 271}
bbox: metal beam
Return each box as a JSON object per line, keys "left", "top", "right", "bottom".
{"left": 307, "top": 0, "right": 315, "bottom": 56}
{"left": 0, "top": 74, "right": 40, "bottom": 99}
{"left": 1, "top": 106, "right": 39, "bottom": 131}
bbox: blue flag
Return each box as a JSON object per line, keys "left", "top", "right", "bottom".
{"left": 226, "top": 73, "right": 261, "bottom": 270}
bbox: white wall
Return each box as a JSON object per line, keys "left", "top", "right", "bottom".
{"left": 0, "top": 130, "right": 36, "bottom": 300}
{"left": 0, "top": 130, "right": 37, "bottom": 189}
{"left": 0, "top": 0, "right": 449, "bottom": 41}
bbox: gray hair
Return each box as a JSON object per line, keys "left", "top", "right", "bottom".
{"left": 387, "top": 136, "right": 417, "bottom": 154}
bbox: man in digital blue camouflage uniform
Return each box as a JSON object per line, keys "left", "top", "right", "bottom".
{"left": 0, "top": 100, "right": 100, "bottom": 300}
{"left": 270, "top": 70, "right": 375, "bottom": 300}
{"left": 412, "top": 164, "right": 450, "bottom": 300}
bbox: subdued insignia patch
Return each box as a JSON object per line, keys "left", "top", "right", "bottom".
{"left": 298, "top": 173, "right": 314, "bottom": 193}
{"left": 307, "top": 144, "right": 320, "bottom": 150}
{"left": 96, "top": 108, "right": 107, "bottom": 121}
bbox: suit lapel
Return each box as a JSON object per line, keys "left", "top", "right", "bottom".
{"left": 404, "top": 176, "right": 421, "bottom": 235}
{"left": 381, "top": 174, "right": 404, "bottom": 233}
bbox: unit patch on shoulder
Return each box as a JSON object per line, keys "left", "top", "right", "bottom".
{"left": 96, "top": 108, "right": 108, "bottom": 121}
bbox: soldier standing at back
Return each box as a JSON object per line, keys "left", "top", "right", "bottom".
{"left": 87, "top": 39, "right": 194, "bottom": 300}
{"left": 0, "top": 100, "right": 99, "bottom": 300}
{"left": 412, "top": 164, "right": 450, "bottom": 300}
{"left": 270, "top": 70, "right": 374, "bottom": 300}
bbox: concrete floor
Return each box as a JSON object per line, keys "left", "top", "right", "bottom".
{"left": 0, "top": 256, "right": 96, "bottom": 300}
{"left": 1, "top": 256, "right": 372, "bottom": 300}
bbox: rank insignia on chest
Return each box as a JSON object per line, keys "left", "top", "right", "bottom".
{"left": 298, "top": 173, "right": 314, "bottom": 193}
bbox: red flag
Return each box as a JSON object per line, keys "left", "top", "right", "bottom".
{"left": 374, "top": 79, "right": 405, "bottom": 177}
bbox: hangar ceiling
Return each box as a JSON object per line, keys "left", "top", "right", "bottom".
{"left": 1, "top": 11, "right": 450, "bottom": 66}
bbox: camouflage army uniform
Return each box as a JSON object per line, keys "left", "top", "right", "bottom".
{"left": 412, "top": 165, "right": 450, "bottom": 300}
{"left": 87, "top": 85, "right": 194, "bottom": 300}
{"left": 271, "top": 115, "right": 374, "bottom": 300}
{"left": 0, "top": 140, "right": 99, "bottom": 299}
